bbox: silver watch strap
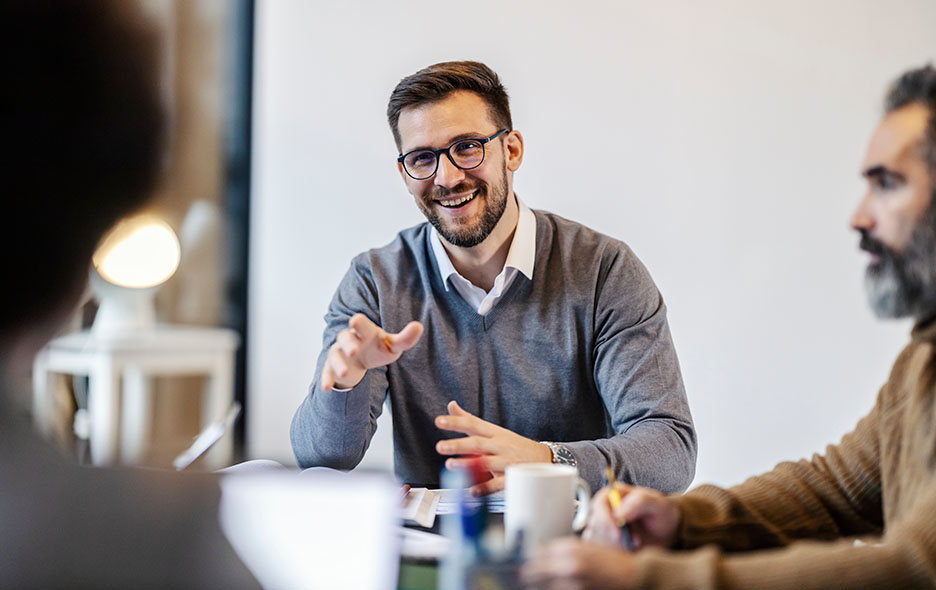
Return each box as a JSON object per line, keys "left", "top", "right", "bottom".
{"left": 541, "top": 441, "right": 577, "bottom": 467}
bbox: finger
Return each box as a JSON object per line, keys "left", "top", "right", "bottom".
{"left": 335, "top": 329, "right": 361, "bottom": 359}
{"left": 448, "top": 400, "right": 471, "bottom": 416}
{"left": 321, "top": 359, "right": 335, "bottom": 392}
{"left": 617, "top": 487, "right": 661, "bottom": 524}
{"left": 583, "top": 489, "right": 621, "bottom": 545}
{"left": 614, "top": 481, "right": 635, "bottom": 496}
{"left": 444, "top": 456, "right": 492, "bottom": 473}
{"left": 326, "top": 345, "right": 353, "bottom": 380}
{"left": 592, "top": 486, "right": 611, "bottom": 504}
{"left": 436, "top": 409, "right": 498, "bottom": 437}
{"left": 385, "top": 320, "right": 423, "bottom": 353}
{"left": 587, "top": 489, "right": 617, "bottom": 523}
{"left": 321, "top": 345, "right": 351, "bottom": 391}
{"left": 469, "top": 474, "right": 505, "bottom": 496}
{"left": 436, "top": 435, "right": 495, "bottom": 456}
{"left": 446, "top": 453, "right": 518, "bottom": 474}
{"left": 348, "top": 313, "right": 381, "bottom": 342}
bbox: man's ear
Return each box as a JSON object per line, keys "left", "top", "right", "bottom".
{"left": 505, "top": 130, "right": 524, "bottom": 172}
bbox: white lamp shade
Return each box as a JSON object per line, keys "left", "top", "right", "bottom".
{"left": 93, "top": 216, "right": 181, "bottom": 289}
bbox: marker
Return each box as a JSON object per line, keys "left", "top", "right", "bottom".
{"left": 604, "top": 462, "right": 636, "bottom": 551}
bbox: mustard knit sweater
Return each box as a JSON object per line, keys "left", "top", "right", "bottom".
{"left": 632, "top": 320, "right": 936, "bottom": 589}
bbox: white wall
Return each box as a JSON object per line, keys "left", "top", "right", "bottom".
{"left": 248, "top": 0, "right": 936, "bottom": 487}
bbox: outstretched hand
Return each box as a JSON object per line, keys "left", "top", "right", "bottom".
{"left": 434, "top": 400, "right": 553, "bottom": 496}
{"left": 321, "top": 313, "right": 423, "bottom": 391}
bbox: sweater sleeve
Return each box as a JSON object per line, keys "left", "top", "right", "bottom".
{"left": 675, "top": 392, "right": 884, "bottom": 552}
{"left": 289, "top": 255, "right": 389, "bottom": 469}
{"left": 564, "top": 245, "right": 697, "bottom": 494}
{"left": 625, "top": 394, "right": 908, "bottom": 590}
{"left": 630, "top": 490, "right": 934, "bottom": 590}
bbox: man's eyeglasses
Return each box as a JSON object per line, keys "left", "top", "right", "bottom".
{"left": 397, "top": 129, "right": 509, "bottom": 180}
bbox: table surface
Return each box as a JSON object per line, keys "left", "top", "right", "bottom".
{"left": 398, "top": 561, "right": 437, "bottom": 590}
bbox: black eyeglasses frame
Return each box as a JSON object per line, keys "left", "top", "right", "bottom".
{"left": 397, "top": 129, "right": 509, "bottom": 180}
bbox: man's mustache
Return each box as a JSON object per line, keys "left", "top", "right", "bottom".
{"left": 859, "top": 231, "right": 889, "bottom": 258}
{"left": 429, "top": 181, "right": 483, "bottom": 201}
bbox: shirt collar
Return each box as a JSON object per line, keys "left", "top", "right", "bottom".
{"left": 430, "top": 196, "right": 537, "bottom": 290}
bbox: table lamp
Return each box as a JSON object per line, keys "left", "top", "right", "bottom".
{"left": 90, "top": 215, "right": 181, "bottom": 334}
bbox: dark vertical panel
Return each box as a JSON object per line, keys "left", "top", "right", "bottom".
{"left": 223, "top": 0, "right": 254, "bottom": 456}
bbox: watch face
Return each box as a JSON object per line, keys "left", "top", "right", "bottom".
{"left": 549, "top": 443, "right": 575, "bottom": 467}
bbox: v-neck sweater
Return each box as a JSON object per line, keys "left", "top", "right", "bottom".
{"left": 291, "top": 209, "right": 696, "bottom": 492}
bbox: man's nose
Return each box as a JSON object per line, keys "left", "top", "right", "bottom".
{"left": 434, "top": 153, "right": 465, "bottom": 188}
{"left": 850, "top": 191, "right": 875, "bottom": 233}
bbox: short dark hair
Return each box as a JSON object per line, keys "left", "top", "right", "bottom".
{"left": 387, "top": 61, "right": 512, "bottom": 151}
{"left": 1, "top": 0, "right": 163, "bottom": 335}
{"left": 885, "top": 64, "right": 936, "bottom": 183}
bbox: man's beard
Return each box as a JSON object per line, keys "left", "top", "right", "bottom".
{"left": 861, "top": 201, "right": 936, "bottom": 320}
{"left": 416, "top": 166, "right": 509, "bottom": 248}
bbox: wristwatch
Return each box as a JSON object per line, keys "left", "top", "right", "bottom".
{"left": 541, "top": 441, "right": 576, "bottom": 467}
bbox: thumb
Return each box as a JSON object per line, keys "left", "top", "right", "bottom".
{"left": 388, "top": 321, "right": 423, "bottom": 352}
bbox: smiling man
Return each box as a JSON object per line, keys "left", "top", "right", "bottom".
{"left": 522, "top": 65, "right": 936, "bottom": 590}
{"left": 290, "top": 61, "right": 696, "bottom": 495}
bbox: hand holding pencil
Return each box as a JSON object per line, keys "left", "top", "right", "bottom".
{"left": 581, "top": 463, "right": 682, "bottom": 551}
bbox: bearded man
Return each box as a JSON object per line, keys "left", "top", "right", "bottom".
{"left": 290, "top": 61, "right": 697, "bottom": 495}
{"left": 522, "top": 64, "right": 936, "bottom": 590}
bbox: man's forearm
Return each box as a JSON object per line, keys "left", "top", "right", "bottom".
{"left": 631, "top": 536, "right": 929, "bottom": 590}
{"left": 289, "top": 378, "right": 377, "bottom": 469}
{"left": 565, "top": 418, "right": 697, "bottom": 494}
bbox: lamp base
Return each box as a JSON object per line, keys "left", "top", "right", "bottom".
{"left": 90, "top": 271, "right": 158, "bottom": 335}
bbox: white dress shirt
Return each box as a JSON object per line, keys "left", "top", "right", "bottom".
{"left": 429, "top": 197, "right": 536, "bottom": 316}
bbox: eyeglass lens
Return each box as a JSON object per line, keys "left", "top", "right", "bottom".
{"left": 403, "top": 138, "right": 485, "bottom": 179}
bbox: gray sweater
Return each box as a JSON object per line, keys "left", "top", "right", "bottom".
{"left": 291, "top": 209, "right": 696, "bottom": 493}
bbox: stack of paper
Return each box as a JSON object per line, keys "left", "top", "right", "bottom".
{"left": 435, "top": 489, "right": 506, "bottom": 514}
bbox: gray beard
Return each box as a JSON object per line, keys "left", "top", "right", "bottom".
{"left": 863, "top": 202, "right": 936, "bottom": 320}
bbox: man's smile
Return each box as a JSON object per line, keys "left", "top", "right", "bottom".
{"left": 437, "top": 189, "right": 479, "bottom": 209}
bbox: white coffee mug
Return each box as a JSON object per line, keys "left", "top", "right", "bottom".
{"left": 504, "top": 463, "right": 590, "bottom": 554}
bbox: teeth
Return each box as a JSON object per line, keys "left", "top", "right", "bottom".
{"left": 439, "top": 192, "right": 475, "bottom": 207}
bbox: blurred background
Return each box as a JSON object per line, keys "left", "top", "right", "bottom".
{"left": 38, "top": 0, "right": 936, "bottom": 487}
{"left": 38, "top": 0, "right": 252, "bottom": 468}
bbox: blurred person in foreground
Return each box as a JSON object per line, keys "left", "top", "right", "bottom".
{"left": 0, "top": 1, "right": 256, "bottom": 586}
{"left": 522, "top": 64, "right": 936, "bottom": 590}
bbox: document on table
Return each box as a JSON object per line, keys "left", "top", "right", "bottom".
{"left": 434, "top": 489, "right": 505, "bottom": 514}
{"left": 402, "top": 487, "right": 441, "bottom": 528}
